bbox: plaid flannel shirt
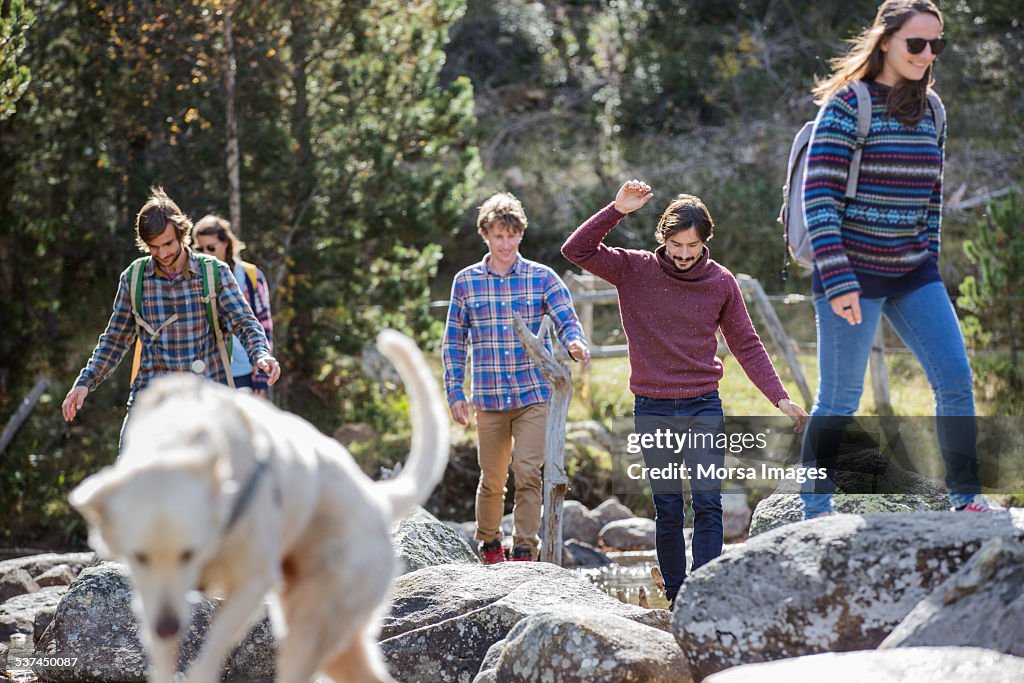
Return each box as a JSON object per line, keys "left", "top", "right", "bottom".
{"left": 442, "top": 254, "right": 585, "bottom": 411}
{"left": 75, "top": 249, "right": 271, "bottom": 402}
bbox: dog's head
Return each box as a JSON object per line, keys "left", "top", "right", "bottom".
{"left": 70, "top": 375, "right": 242, "bottom": 644}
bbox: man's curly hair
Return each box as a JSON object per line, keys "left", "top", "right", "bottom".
{"left": 477, "top": 192, "right": 528, "bottom": 235}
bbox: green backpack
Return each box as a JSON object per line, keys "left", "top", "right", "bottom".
{"left": 127, "top": 254, "right": 235, "bottom": 388}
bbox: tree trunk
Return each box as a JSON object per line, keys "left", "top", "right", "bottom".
{"left": 276, "top": 2, "right": 317, "bottom": 402}
{"left": 223, "top": 4, "right": 242, "bottom": 234}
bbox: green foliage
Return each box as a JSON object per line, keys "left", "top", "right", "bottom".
{"left": 958, "top": 189, "right": 1024, "bottom": 413}
{"left": 4, "top": 0, "right": 1023, "bottom": 548}
{"left": 1, "top": 0, "right": 477, "bottom": 545}
{"left": 272, "top": 0, "right": 480, "bottom": 418}
{"left": 958, "top": 189, "right": 1024, "bottom": 367}
{"left": 0, "top": 0, "right": 34, "bottom": 119}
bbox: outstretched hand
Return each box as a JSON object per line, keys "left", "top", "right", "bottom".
{"left": 777, "top": 398, "right": 809, "bottom": 434}
{"left": 62, "top": 385, "right": 88, "bottom": 422}
{"left": 614, "top": 179, "right": 654, "bottom": 215}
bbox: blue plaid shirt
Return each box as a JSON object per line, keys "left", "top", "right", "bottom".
{"left": 75, "top": 249, "right": 271, "bottom": 402}
{"left": 442, "top": 254, "right": 585, "bottom": 411}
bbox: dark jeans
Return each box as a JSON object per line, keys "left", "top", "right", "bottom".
{"left": 634, "top": 392, "right": 725, "bottom": 603}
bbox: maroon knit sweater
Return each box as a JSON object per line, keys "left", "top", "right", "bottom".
{"left": 561, "top": 203, "right": 789, "bottom": 405}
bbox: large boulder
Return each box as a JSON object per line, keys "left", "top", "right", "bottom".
{"left": 0, "top": 568, "right": 39, "bottom": 604}
{"left": 672, "top": 510, "right": 1024, "bottom": 679}
{"left": 0, "top": 553, "right": 95, "bottom": 585}
{"left": 592, "top": 498, "right": 634, "bottom": 529}
{"left": 392, "top": 506, "right": 478, "bottom": 574}
{"left": 561, "top": 540, "right": 612, "bottom": 569}
{"left": 33, "top": 562, "right": 276, "bottom": 682}
{"left": 599, "top": 518, "right": 656, "bottom": 551}
{"left": 0, "top": 586, "right": 67, "bottom": 641}
{"left": 471, "top": 639, "right": 506, "bottom": 683}
{"left": 487, "top": 608, "right": 690, "bottom": 683}
{"left": 379, "top": 562, "right": 669, "bottom": 683}
{"left": 562, "top": 500, "right": 603, "bottom": 546}
{"left": 444, "top": 521, "right": 479, "bottom": 556}
{"left": 749, "top": 492, "right": 948, "bottom": 537}
{"left": 704, "top": 647, "right": 1024, "bottom": 682}
{"left": 880, "top": 535, "right": 1024, "bottom": 656}
{"left": 34, "top": 564, "right": 81, "bottom": 589}
{"left": 722, "top": 492, "right": 752, "bottom": 542}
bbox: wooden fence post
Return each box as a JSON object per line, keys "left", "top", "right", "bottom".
{"left": 513, "top": 314, "right": 570, "bottom": 566}
{"left": 0, "top": 377, "right": 51, "bottom": 456}
{"left": 737, "top": 275, "right": 813, "bottom": 407}
{"left": 869, "top": 322, "right": 893, "bottom": 416}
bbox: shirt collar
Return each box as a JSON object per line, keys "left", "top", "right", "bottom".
{"left": 144, "top": 248, "right": 199, "bottom": 280}
{"left": 482, "top": 253, "right": 522, "bottom": 277}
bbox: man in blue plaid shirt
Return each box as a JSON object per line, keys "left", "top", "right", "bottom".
{"left": 443, "top": 192, "right": 588, "bottom": 563}
{"left": 61, "top": 188, "right": 280, "bottom": 439}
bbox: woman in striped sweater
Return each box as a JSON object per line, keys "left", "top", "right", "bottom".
{"left": 800, "top": 0, "right": 994, "bottom": 517}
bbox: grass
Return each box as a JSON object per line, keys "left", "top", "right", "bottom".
{"left": 567, "top": 349, "right": 939, "bottom": 423}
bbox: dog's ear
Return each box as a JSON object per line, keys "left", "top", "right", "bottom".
{"left": 68, "top": 467, "right": 122, "bottom": 556}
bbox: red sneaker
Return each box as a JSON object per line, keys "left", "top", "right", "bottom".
{"left": 480, "top": 540, "right": 506, "bottom": 564}
{"left": 953, "top": 495, "right": 1003, "bottom": 513}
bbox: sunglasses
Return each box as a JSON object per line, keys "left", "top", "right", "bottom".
{"left": 196, "top": 244, "right": 221, "bottom": 253}
{"left": 904, "top": 37, "right": 946, "bottom": 55}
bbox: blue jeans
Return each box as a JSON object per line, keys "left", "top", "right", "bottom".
{"left": 801, "top": 281, "right": 979, "bottom": 516}
{"left": 634, "top": 392, "right": 724, "bottom": 602}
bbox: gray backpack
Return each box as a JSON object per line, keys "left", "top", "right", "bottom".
{"left": 779, "top": 81, "right": 945, "bottom": 280}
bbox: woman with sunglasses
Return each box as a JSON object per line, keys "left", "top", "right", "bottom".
{"left": 800, "top": 0, "right": 995, "bottom": 518}
{"left": 192, "top": 215, "right": 275, "bottom": 396}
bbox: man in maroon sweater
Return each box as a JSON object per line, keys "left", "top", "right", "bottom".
{"left": 562, "top": 179, "right": 807, "bottom": 607}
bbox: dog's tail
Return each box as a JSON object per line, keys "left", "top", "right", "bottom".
{"left": 374, "top": 329, "right": 450, "bottom": 521}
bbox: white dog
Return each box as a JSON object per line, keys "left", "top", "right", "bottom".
{"left": 70, "top": 330, "right": 449, "bottom": 683}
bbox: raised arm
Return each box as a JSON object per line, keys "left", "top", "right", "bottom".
{"left": 561, "top": 180, "right": 653, "bottom": 286}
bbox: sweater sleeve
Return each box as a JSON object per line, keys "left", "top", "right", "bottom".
{"left": 219, "top": 262, "right": 270, "bottom": 364}
{"left": 250, "top": 266, "right": 274, "bottom": 391}
{"left": 927, "top": 104, "right": 946, "bottom": 259}
{"left": 718, "top": 274, "right": 789, "bottom": 406}
{"left": 803, "top": 86, "right": 863, "bottom": 301}
{"left": 561, "top": 203, "right": 633, "bottom": 287}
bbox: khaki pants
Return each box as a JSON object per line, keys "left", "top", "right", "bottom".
{"left": 474, "top": 402, "right": 548, "bottom": 557}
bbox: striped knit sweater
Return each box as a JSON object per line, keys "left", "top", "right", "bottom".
{"left": 803, "top": 80, "right": 945, "bottom": 300}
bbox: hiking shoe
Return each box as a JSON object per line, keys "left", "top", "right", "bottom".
{"left": 480, "top": 540, "right": 506, "bottom": 564}
{"left": 509, "top": 545, "right": 535, "bottom": 561}
{"left": 802, "top": 510, "right": 836, "bottom": 521}
{"left": 953, "top": 495, "right": 1003, "bottom": 513}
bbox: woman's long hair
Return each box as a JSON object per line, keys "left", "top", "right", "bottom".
{"left": 192, "top": 215, "right": 246, "bottom": 269}
{"left": 812, "top": 0, "right": 943, "bottom": 125}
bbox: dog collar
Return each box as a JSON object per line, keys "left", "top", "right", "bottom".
{"left": 225, "top": 457, "right": 269, "bottom": 532}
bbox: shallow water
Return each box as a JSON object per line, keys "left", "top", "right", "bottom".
{"left": 574, "top": 550, "right": 671, "bottom": 609}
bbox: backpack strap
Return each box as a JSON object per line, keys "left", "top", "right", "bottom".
{"left": 128, "top": 256, "right": 180, "bottom": 384}
{"left": 242, "top": 261, "right": 258, "bottom": 299}
{"left": 845, "top": 80, "right": 873, "bottom": 199}
{"left": 197, "top": 254, "right": 236, "bottom": 389}
{"left": 128, "top": 257, "right": 147, "bottom": 385}
{"left": 926, "top": 89, "right": 945, "bottom": 143}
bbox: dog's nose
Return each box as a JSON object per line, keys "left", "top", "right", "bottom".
{"left": 155, "top": 614, "right": 180, "bottom": 639}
